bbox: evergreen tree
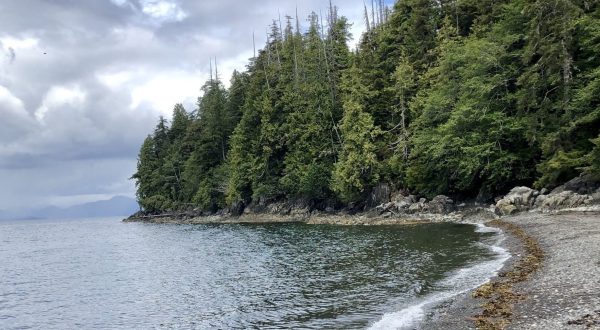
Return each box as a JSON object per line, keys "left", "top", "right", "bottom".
{"left": 407, "top": 16, "right": 534, "bottom": 198}
{"left": 332, "top": 66, "right": 381, "bottom": 202}
{"left": 535, "top": 3, "right": 600, "bottom": 187}
{"left": 132, "top": 2, "right": 600, "bottom": 214}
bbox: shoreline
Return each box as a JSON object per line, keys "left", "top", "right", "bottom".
{"left": 123, "top": 209, "right": 600, "bottom": 329}
{"left": 425, "top": 210, "right": 600, "bottom": 330}
{"left": 122, "top": 204, "right": 498, "bottom": 226}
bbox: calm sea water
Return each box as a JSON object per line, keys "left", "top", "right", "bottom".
{"left": 0, "top": 217, "right": 507, "bottom": 329}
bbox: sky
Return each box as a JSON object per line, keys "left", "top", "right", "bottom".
{"left": 0, "top": 0, "right": 388, "bottom": 211}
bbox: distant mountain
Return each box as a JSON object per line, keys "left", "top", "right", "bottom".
{"left": 0, "top": 196, "right": 139, "bottom": 220}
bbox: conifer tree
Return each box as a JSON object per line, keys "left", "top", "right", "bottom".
{"left": 332, "top": 66, "right": 381, "bottom": 202}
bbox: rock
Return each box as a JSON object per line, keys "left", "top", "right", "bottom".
{"left": 423, "top": 195, "right": 455, "bottom": 214}
{"left": 539, "top": 191, "right": 594, "bottom": 211}
{"left": 266, "top": 202, "right": 291, "bottom": 215}
{"left": 592, "top": 190, "right": 600, "bottom": 202}
{"left": 408, "top": 200, "right": 426, "bottom": 213}
{"left": 497, "top": 204, "right": 518, "bottom": 215}
{"left": 381, "top": 212, "right": 393, "bottom": 218}
{"left": 390, "top": 190, "right": 411, "bottom": 201}
{"left": 540, "top": 188, "right": 549, "bottom": 195}
{"left": 394, "top": 195, "right": 418, "bottom": 212}
{"left": 374, "top": 194, "right": 420, "bottom": 215}
{"left": 533, "top": 194, "right": 547, "bottom": 208}
{"left": 551, "top": 174, "right": 600, "bottom": 195}
{"left": 495, "top": 186, "right": 539, "bottom": 215}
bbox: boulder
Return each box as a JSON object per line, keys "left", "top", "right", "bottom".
{"left": 551, "top": 174, "right": 600, "bottom": 195}
{"left": 539, "top": 191, "right": 593, "bottom": 211}
{"left": 533, "top": 194, "right": 547, "bottom": 208}
{"left": 374, "top": 194, "right": 419, "bottom": 215}
{"left": 495, "top": 186, "right": 539, "bottom": 215}
{"left": 592, "top": 188, "right": 600, "bottom": 202}
{"left": 408, "top": 199, "right": 427, "bottom": 213}
{"left": 393, "top": 195, "right": 418, "bottom": 211}
{"left": 497, "top": 203, "right": 518, "bottom": 215}
{"left": 424, "top": 195, "right": 455, "bottom": 214}
{"left": 266, "top": 202, "right": 291, "bottom": 215}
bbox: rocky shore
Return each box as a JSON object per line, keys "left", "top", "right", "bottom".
{"left": 427, "top": 211, "right": 600, "bottom": 330}
{"left": 422, "top": 175, "right": 600, "bottom": 329}
{"left": 125, "top": 175, "right": 600, "bottom": 226}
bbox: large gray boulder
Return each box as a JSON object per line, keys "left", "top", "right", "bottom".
{"left": 408, "top": 198, "right": 427, "bottom": 214}
{"left": 495, "top": 186, "right": 539, "bottom": 215}
{"left": 424, "top": 195, "right": 455, "bottom": 214}
{"left": 375, "top": 194, "right": 418, "bottom": 215}
{"left": 394, "top": 195, "right": 418, "bottom": 211}
{"left": 537, "top": 191, "right": 594, "bottom": 211}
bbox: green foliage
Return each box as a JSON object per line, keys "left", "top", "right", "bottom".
{"left": 331, "top": 66, "right": 381, "bottom": 202}
{"left": 586, "top": 135, "right": 600, "bottom": 179}
{"left": 132, "top": 2, "right": 600, "bottom": 213}
{"left": 407, "top": 26, "right": 534, "bottom": 197}
{"left": 139, "top": 195, "right": 172, "bottom": 213}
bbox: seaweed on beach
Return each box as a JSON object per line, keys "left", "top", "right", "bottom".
{"left": 567, "top": 310, "right": 600, "bottom": 328}
{"left": 471, "top": 220, "right": 544, "bottom": 330}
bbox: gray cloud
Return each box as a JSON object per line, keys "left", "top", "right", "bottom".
{"left": 7, "top": 47, "right": 15, "bottom": 63}
{"left": 0, "top": 0, "right": 369, "bottom": 210}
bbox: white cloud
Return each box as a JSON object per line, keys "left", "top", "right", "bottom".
{"left": 0, "top": 85, "right": 26, "bottom": 114}
{"left": 0, "top": 36, "right": 39, "bottom": 50}
{"left": 130, "top": 70, "right": 205, "bottom": 114}
{"left": 110, "top": 0, "right": 129, "bottom": 6}
{"left": 141, "top": 0, "right": 187, "bottom": 22}
{"left": 0, "top": 85, "right": 36, "bottom": 143}
{"left": 97, "top": 70, "right": 134, "bottom": 89}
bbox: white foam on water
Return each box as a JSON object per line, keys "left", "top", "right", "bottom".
{"left": 368, "top": 223, "right": 510, "bottom": 330}
{"left": 474, "top": 223, "right": 502, "bottom": 233}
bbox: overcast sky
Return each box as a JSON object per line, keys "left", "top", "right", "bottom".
{"left": 0, "top": 0, "right": 384, "bottom": 210}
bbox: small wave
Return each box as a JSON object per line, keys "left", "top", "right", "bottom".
{"left": 368, "top": 223, "right": 510, "bottom": 330}
{"left": 474, "top": 223, "right": 502, "bottom": 234}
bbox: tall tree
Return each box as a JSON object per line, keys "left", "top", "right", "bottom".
{"left": 332, "top": 66, "right": 381, "bottom": 202}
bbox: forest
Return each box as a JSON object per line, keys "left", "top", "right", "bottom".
{"left": 131, "top": 0, "right": 600, "bottom": 214}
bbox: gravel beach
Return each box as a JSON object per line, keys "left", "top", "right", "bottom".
{"left": 426, "top": 211, "right": 600, "bottom": 329}
{"left": 504, "top": 212, "right": 600, "bottom": 329}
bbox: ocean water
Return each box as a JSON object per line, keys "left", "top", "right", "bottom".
{"left": 0, "top": 217, "right": 507, "bottom": 329}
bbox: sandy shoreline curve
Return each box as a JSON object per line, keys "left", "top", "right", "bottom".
{"left": 426, "top": 211, "right": 600, "bottom": 330}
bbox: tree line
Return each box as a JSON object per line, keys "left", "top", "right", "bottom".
{"left": 132, "top": 0, "right": 600, "bottom": 213}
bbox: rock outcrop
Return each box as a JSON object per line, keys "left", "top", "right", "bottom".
{"left": 536, "top": 191, "right": 594, "bottom": 211}
{"left": 376, "top": 194, "right": 456, "bottom": 215}
{"left": 551, "top": 174, "right": 600, "bottom": 195}
{"left": 495, "top": 187, "right": 539, "bottom": 215}
{"left": 424, "top": 195, "right": 456, "bottom": 214}
{"left": 494, "top": 175, "right": 600, "bottom": 215}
